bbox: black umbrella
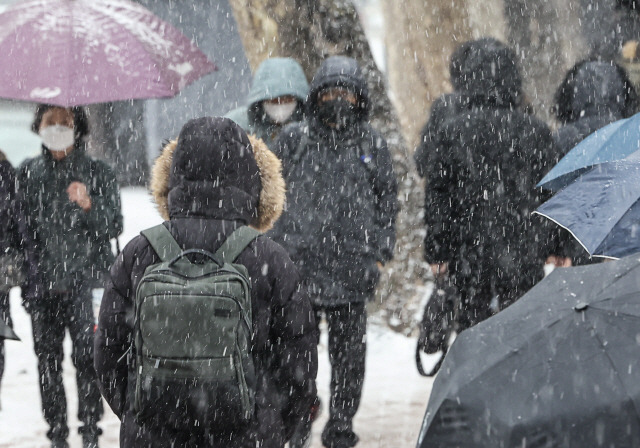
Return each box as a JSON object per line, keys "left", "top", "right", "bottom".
{"left": 417, "top": 255, "right": 640, "bottom": 448}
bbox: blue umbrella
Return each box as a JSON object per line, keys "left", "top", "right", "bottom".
{"left": 538, "top": 114, "right": 640, "bottom": 192}
{"left": 534, "top": 155, "right": 640, "bottom": 259}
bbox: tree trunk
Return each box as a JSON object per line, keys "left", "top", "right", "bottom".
{"left": 504, "top": 0, "right": 587, "bottom": 123}
{"left": 383, "top": 0, "right": 476, "bottom": 150}
{"left": 383, "top": 0, "right": 587, "bottom": 329}
{"left": 229, "top": 0, "right": 426, "bottom": 326}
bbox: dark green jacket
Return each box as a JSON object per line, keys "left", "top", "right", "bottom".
{"left": 225, "top": 57, "right": 309, "bottom": 148}
{"left": 18, "top": 144, "right": 122, "bottom": 291}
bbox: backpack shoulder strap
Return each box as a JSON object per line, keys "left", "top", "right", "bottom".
{"left": 141, "top": 224, "right": 183, "bottom": 262}
{"left": 214, "top": 226, "right": 261, "bottom": 264}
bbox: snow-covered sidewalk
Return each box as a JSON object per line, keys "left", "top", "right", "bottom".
{"left": 0, "top": 187, "right": 433, "bottom": 447}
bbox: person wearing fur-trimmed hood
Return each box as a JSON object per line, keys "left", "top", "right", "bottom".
{"left": 94, "top": 117, "right": 318, "bottom": 447}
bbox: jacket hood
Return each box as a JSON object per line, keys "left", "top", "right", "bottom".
{"left": 449, "top": 38, "right": 522, "bottom": 107}
{"left": 554, "top": 60, "right": 638, "bottom": 123}
{"left": 150, "top": 117, "right": 285, "bottom": 232}
{"left": 247, "top": 58, "right": 309, "bottom": 106}
{"left": 307, "top": 56, "right": 369, "bottom": 121}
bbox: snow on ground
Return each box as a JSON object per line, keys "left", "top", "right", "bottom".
{"left": 0, "top": 187, "right": 433, "bottom": 447}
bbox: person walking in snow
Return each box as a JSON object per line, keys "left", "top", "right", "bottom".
{"left": 421, "top": 38, "right": 559, "bottom": 331}
{"left": 17, "top": 105, "right": 123, "bottom": 448}
{"left": 0, "top": 148, "right": 40, "bottom": 410}
{"left": 554, "top": 60, "right": 638, "bottom": 155}
{"left": 226, "top": 57, "right": 309, "bottom": 148}
{"left": 94, "top": 117, "right": 318, "bottom": 447}
{"left": 550, "top": 59, "right": 638, "bottom": 266}
{"left": 270, "top": 56, "right": 398, "bottom": 448}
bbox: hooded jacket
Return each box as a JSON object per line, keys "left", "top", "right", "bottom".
{"left": 414, "top": 39, "right": 521, "bottom": 179}
{"left": 17, "top": 143, "right": 122, "bottom": 292}
{"left": 225, "top": 58, "right": 309, "bottom": 148}
{"left": 268, "top": 56, "right": 398, "bottom": 305}
{"left": 94, "top": 117, "right": 317, "bottom": 448}
{"left": 554, "top": 60, "right": 638, "bottom": 154}
{"left": 423, "top": 39, "right": 558, "bottom": 301}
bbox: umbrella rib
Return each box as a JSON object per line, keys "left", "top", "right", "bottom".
{"left": 591, "top": 263, "right": 640, "bottom": 299}
{"left": 587, "top": 318, "right": 640, "bottom": 422}
{"left": 447, "top": 315, "right": 567, "bottom": 392}
{"left": 592, "top": 197, "right": 640, "bottom": 258}
{"left": 532, "top": 210, "right": 607, "bottom": 259}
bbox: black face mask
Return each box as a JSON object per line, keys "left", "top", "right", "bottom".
{"left": 317, "top": 99, "right": 358, "bottom": 130}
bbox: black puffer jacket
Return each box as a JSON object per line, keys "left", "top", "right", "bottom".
{"left": 95, "top": 118, "right": 317, "bottom": 448}
{"left": 423, "top": 39, "right": 557, "bottom": 285}
{"left": 554, "top": 60, "right": 638, "bottom": 154}
{"left": 414, "top": 93, "right": 465, "bottom": 178}
{"left": 269, "top": 56, "right": 398, "bottom": 305}
{"left": 415, "top": 38, "right": 522, "bottom": 181}
{"left": 18, "top": 144, "right": 122, "bottom": 292}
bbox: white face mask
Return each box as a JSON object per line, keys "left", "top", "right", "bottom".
{"left": 39, "top": 125, "right": 75, "bottom": 152}
{"left": 263, "top": 102, "right": 297, "bottom": 124}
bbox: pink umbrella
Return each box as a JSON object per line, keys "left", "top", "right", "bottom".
{"left": 0, "top": 0, "right": 216, "bottom": 106}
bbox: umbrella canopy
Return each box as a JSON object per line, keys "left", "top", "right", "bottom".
{"left": 538, "top": 114, "right": 640, "bottom": 192}
{"left": 0, "top": 319, "right": 19, "bottom": 341}
{"left": 417, "top": 255, "right": 640, "bottom": 448}
{"left": 535, "top": 156, "right": 640, "bottom": 259}
{"left": 0, "top": 0, "right": 216, "bottom": 106}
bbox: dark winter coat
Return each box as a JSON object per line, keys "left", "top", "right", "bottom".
{"left": 0, "top": 156, "right": 39, "bottom": 298}
{"left": 225, "top": 58, "right": 309, "bottom": 149}
{"left": 415, "top": 38, "right": 522, "bottom": 180}
{"left": 94, "top": 117, "right": 317, "bottom": 448}
{"left": 414, "top": 93, "right": 465, "bottom": 179}
{"left": 268, "top": 56, "right": 398, "bottom": 306}
{"left": 17, "top": 144, "right": 122, "bottom": 292}
{"left": 423, "top": 39, "right": 557, "bottom": 291}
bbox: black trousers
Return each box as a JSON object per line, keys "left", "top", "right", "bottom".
{"left": 31, "top": 285, "right": 103, "bottom": 441}
{"left": 314, "top": 302, "right": 367, "bottom": 440}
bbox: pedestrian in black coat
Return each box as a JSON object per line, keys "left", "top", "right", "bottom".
{"left": 94, "top": 117, "right": 318, "bottom": 448}
{"left": 0, "top": 149, "right": 40, "bottom": 409}
{"left": 269, "top": 56, "right": 398, "bottom": 448}
{"left": 550, "top": 60, "right": 638, "bottom": 265}
{"left": 554, "top": 60, "right": 637, "bottom": 154}
{"left": 18, "top": 105, "right": 122, "bottom": 448}
{"left": 422, "top": 38, "right": 559, "bottom": 330}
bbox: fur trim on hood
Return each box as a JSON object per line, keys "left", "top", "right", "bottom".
{"left": 150, "top": 136, "right": 285, "bottom": 233}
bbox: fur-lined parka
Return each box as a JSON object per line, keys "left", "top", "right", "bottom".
{"left": 94, "top": 117, "right": 317, "bottom": 448}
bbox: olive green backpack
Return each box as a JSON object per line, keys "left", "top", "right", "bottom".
{"left": 133, "top": 224, "right": 259, "bottom": 428}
